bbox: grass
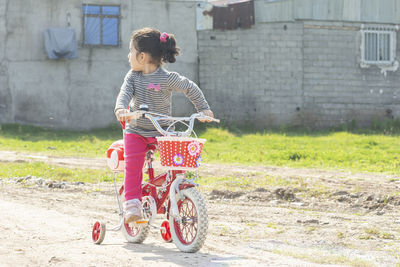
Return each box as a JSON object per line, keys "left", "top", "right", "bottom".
{"left": 194, "top": 173, "right": 294, "bottom": 191}
{"left": 200, "top": 128, "right": 400, "bottom": 174}
{"left": 0, "top": 161, "right": 291, "bottom": 192}
{"left": 0, "top": 161, "right": 123, "bottom": 184}
{"left": 337, "top": 231, "right": 345, "bottom": 239}
{"left": 363, "top": 228, "right": 396, "bottom": 240}
{"left": 0, "top": 124, "right": 121, "bottom": 158}
{"left": 194, "top": 172, "right": 330, "bottom": 197}
{"left": 1, "top": 123, "right": 400, "bottom": 175}
{"left": 0, "top": 161, "right": 325, "bottom": 197}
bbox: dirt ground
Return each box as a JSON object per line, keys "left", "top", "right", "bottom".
{"left": 1, "top": 151, "right": 400, "bottom": 266}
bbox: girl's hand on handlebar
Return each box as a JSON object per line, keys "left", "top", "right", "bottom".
{"left": 199, "top": 110, "right": 214, "bottom": 122}
{"left": 115, "top": 109, "right": 131, "bottom": 122}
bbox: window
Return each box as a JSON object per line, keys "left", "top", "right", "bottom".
{"left": 361, "top": 27, "right": 396, "bottom": 65}
{"left": 82, "top": 4, "right": 120, "bottom": 46}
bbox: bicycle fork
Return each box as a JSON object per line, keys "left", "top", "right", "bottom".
{"left": 168, "top": 173, "right": 199, "bottom": 223}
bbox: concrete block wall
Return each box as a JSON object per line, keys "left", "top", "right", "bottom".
{"left": 198, "top": 21, "right": 400, "bottom": 128}
{"left": 198, "top": 23, "right": 304, "bottom": 128}
{"left": 0, "top": 0, "right": 199, "bottom": 130}
{"left": 2, "top": 0, "right": 399, "bottom": 130}
{"left": 302, "top": 22, "right": 400, "bottom": 127}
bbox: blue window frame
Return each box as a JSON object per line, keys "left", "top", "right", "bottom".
{"left": 82, "top": 4, "right": 120, "bottom": 46}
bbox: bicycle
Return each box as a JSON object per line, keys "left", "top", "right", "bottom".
{"left": 91, "top": 105, "right": 219, "bottom": 253}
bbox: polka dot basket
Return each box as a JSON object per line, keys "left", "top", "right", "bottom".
{"left": 156, "top": 136, "right": 206, "bottom": 170}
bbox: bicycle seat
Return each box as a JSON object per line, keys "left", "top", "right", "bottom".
{"left": 107, "top": 139, "right": 125, "bottom": 172}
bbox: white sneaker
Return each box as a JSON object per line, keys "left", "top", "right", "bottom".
{"left": 123, "top": 199, "right": 142, "bottom": 223}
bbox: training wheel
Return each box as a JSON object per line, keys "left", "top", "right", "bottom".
{"left": 160, "top": 220, "right": 172, "bottom": 242}
{"left": 92, "top": 221, "right": 106, "bottom": 244}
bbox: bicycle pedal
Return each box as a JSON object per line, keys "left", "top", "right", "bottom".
{"left": 132, "top": 220, "right": 148, "bottom": 225}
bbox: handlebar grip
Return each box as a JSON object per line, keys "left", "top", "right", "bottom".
{"left": 119, "top": 113, "right": 132, "bottom": 118}
{"left": 198, "top": 115, "right": 220, "bottom": 123}
{"left": 119, "top": 111, "right": 142, "bottom": 120}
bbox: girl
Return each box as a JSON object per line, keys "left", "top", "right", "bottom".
{"left": 114, "top": 28, "right": 214, "bottom": 223}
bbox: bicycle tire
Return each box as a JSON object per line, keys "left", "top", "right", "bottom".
{"left": 120, "top": 192, "right": 151, "bottom": 243}
{"left": 169, "top": 188, "right": 208, "bottom": 253}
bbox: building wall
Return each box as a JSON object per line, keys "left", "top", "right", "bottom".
{"left": 302, "top": 22, "right": 400, "bottom": 127}
{"left": 198, "top": 21, "right": 400, "bottom": 128}
{"left": 255, "top": 0, "right": 400, "bottom": 24}
{"left": 2, "top": 0, "right": 400, "bottom": 130}
{"left": 0, "top": 0, "right": 200, "bottom": 130}
{"left": 198, "top": 22, "right": 304, "bottom": 127}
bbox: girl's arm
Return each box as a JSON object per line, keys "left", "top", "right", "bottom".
{"left": 115, "top": 71, "right": 135, "bottom": 120}
{"left": 167, "top": 72, "right": 211, "bottom": 112}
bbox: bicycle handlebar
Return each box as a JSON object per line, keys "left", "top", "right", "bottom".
{"left": 119, "top": 110, "right": 219, "bottom": 137}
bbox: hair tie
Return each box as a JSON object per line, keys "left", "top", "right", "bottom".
{"left": 160, "top": 32, "right": 169, "bottom": 43}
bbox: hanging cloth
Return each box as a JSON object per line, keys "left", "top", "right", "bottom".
{"left": 44, "top": 28, "right": 78, "bottom": 59}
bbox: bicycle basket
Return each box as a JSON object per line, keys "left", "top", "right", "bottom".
{"left": 156, "top": 136, "right": 206, "bottom": 170}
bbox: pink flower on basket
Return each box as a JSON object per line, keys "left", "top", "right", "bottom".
{"left": 187, "top": 141, "right": 201, "bottom": 156}
{"left": 172, "top": 153, "right": 184, "bottom": 166}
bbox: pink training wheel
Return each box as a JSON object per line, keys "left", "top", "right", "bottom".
{"left": 92, "top": 221, "right": 106, "bottom": 244}
{"left": 160, "top": 220, "right": 172, "bottom": 242}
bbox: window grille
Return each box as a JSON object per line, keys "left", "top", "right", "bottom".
{"left": 361, "top": 27, "right": 396, "bottom": 65}
{"left": 82, "top": 4, "right": 120, "bottom": 46}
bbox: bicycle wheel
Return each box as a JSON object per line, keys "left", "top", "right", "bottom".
{"left": 92, "top": 221, "right": 106, "bottom": 244}
{"left": 169, "top": 188, "right": 208, "bottom": 253}
{"left": 120, "top": 194, "right": 152, "bottom": 243}
{"left": 160, "top": 220, "right": 172, "bottom": 242}
{"left": 121, "top": 220, "right": 149, "bottom": 243}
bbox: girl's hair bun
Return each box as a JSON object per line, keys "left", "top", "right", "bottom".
{"left": 130, "top": 28, "right": 180, "bottom": 65}
{"left": 160, "top": 34, "right": 180, "bottom": 63}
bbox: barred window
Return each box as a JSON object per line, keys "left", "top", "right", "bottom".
{"left": 82, "top": 4, "right": 120, "bottom": 46}
{"left": 361, "top": 28, "right": 395, "bottom": 64}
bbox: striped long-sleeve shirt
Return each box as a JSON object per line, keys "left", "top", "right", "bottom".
{"left": 115, "top": 67, "right": 210, "bottom": 137}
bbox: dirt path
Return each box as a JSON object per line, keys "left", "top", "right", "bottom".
{"left": 1, "top": 180, "right": 335, "bottom": 267}
{"left": 1, "top": 151, "right": 400, "bottom": 266}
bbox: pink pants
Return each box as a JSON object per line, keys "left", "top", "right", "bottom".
{"left": 124, "top": 133, "right": 157, "bottom": 201}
